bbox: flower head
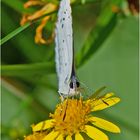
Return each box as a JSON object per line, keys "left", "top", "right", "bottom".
{"left": 20, "top": 0, "right": 57, "bottom": 44}
{"left": 24, "top": 92, "right": 120, "bottom": 140}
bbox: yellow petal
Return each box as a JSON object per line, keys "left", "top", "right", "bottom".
{"left": 24, "top": 132, "right": 46, "bottom": 140}
{"left": 85, "top": 125, "right": 108, "bottom": 140}
{"left": 56, "top": 134, "right": 64, "bottom": 140}
{"left": 24, "top": 1, "right": 45, "bottom": 8}
{"left": 66, "top": 135, "right": 72, "bottom": 140}
{"left": 32, "top": 119, "right": 54, "bottom": 132}
{"left": 89, "top": 117, "right": 120, "bottom": 133}
{"left": 27, "top": 3, "right": 57, "bottom": 21}
{"left": 103, "top": 92, "right": 114, "bottom": 98}
{"left": 35, "top": 16, "right": 50, "bottom": 44}
{"left": 43, "top": 130, "right": 59, "bottom": 140}
{"left": 92, "top": 97, "right": 120, "bottom": 111}
{"left": 75, "top": 133, "right": 84, "bottom": 140}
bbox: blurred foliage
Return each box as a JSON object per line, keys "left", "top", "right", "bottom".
{"left": 1, "top": 0, "right": 139, "bottom": 140}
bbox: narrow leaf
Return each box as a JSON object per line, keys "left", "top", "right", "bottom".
{"left": 76, "top": 0, "right": 122, "bottom": 67}
{"left": 2, "top": 0, "right": 33, "bottom": 13}
{"left": 1, "top": 63, "right": 55, "bottom": 77}
{"left": 1, "top": 23, "right": 30, "bottom": 46}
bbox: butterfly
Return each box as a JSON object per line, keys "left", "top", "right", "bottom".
{"left": 55, "top": 0, "right": 80, "bottom": 98}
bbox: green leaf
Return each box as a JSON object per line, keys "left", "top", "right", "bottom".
{"left": 1, "top": 8, "right": 57, "bottom": 46}
{"left": 76, "top": 0, "right": 121, "bottom": 67}
{"left": 1, "top": 63, "right": 55, "bottom": 77}
{"left": 1, "top": 7, "right": 52, "bottom": 63}
{"left": 2, "top": 0, "right": 30, "bottom": 13}
{"left": 1, "top": 23, "right": 30, "bottom": 46}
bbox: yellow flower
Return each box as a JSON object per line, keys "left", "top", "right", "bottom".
{"left": 25, "top": 92, "right": 120, "bottom": 140}
{"left": 20, "top": 0, "right": 57, "bottom": 44}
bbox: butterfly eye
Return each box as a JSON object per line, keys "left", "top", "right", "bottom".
{"left": 76, "top": 81, "right": 80, "bottom": 88}
{"left": 69, "top": 82, "right": 73, "bottom": 88}
{"left": 69, "top": 81, "right": 80, "bottom": 89}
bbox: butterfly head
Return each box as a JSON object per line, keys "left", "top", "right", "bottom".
{"left": 68, "top": 75, "right": 80, "bottom": 96}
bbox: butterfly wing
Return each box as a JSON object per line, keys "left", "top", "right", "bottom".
{"left": 55, "top": 0, "right": 73, "bottom": 95}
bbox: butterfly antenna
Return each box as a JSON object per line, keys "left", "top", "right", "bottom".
{"left": 77, "top": 78, "right": 94, "bottom": 94}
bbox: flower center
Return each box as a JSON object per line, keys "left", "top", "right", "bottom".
{"left": 50, "top": 99, "right": 91, "bottom": 136}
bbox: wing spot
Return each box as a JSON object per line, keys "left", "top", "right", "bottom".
{"left": 62, "top": 24, "right": 64, "bottom": 28}
{"left": 63, "top": 18, "right": 65, "bottom": 21}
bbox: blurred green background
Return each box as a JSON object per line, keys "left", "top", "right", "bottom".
{"left": 1, "top": 0, "right": 139, "bottom": 140}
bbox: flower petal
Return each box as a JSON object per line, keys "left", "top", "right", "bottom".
{"left": 85, "top": 125, "right": 108, "bottom": 140}
{"left": 89, "top": 117, "right": 120, "bottom": 133}
{"left": 66, "top": 135, "right": 72, "bottom": 140}
{"left": 75, "top": 133, "right": 84, "bottom": 140}
{"left": 24, "top": 132, "right": 46, "bottom": 140}
{"left": 24, "top": 1, "right": 45, "bottom": 8}
{"left": 43, "top": 130, "right": 59, "bottom": 140}
{"left": 35, "top": 16, "right": 50, "bottom": 44}
{"left": 92, "top": 97, "right": 120, "bottom": 111}
{"left": 32, "top": 119, "right": 54, "bottom": 132}
{"left": 56, "top": 134, "right": 64, "bottom": 140}
{"left": 27, "top": 3, "right": 57, "bottom": 21}
{"left": 103, "top": 92, "right": 114, "bottom": 98}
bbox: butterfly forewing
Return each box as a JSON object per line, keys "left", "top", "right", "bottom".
{"left": 55, "top": 0, "right": 73, "bottom": 95}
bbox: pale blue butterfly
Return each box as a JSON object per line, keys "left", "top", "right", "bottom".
{"left": 55, "top": 0, "right": 80, "bottom": 98}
